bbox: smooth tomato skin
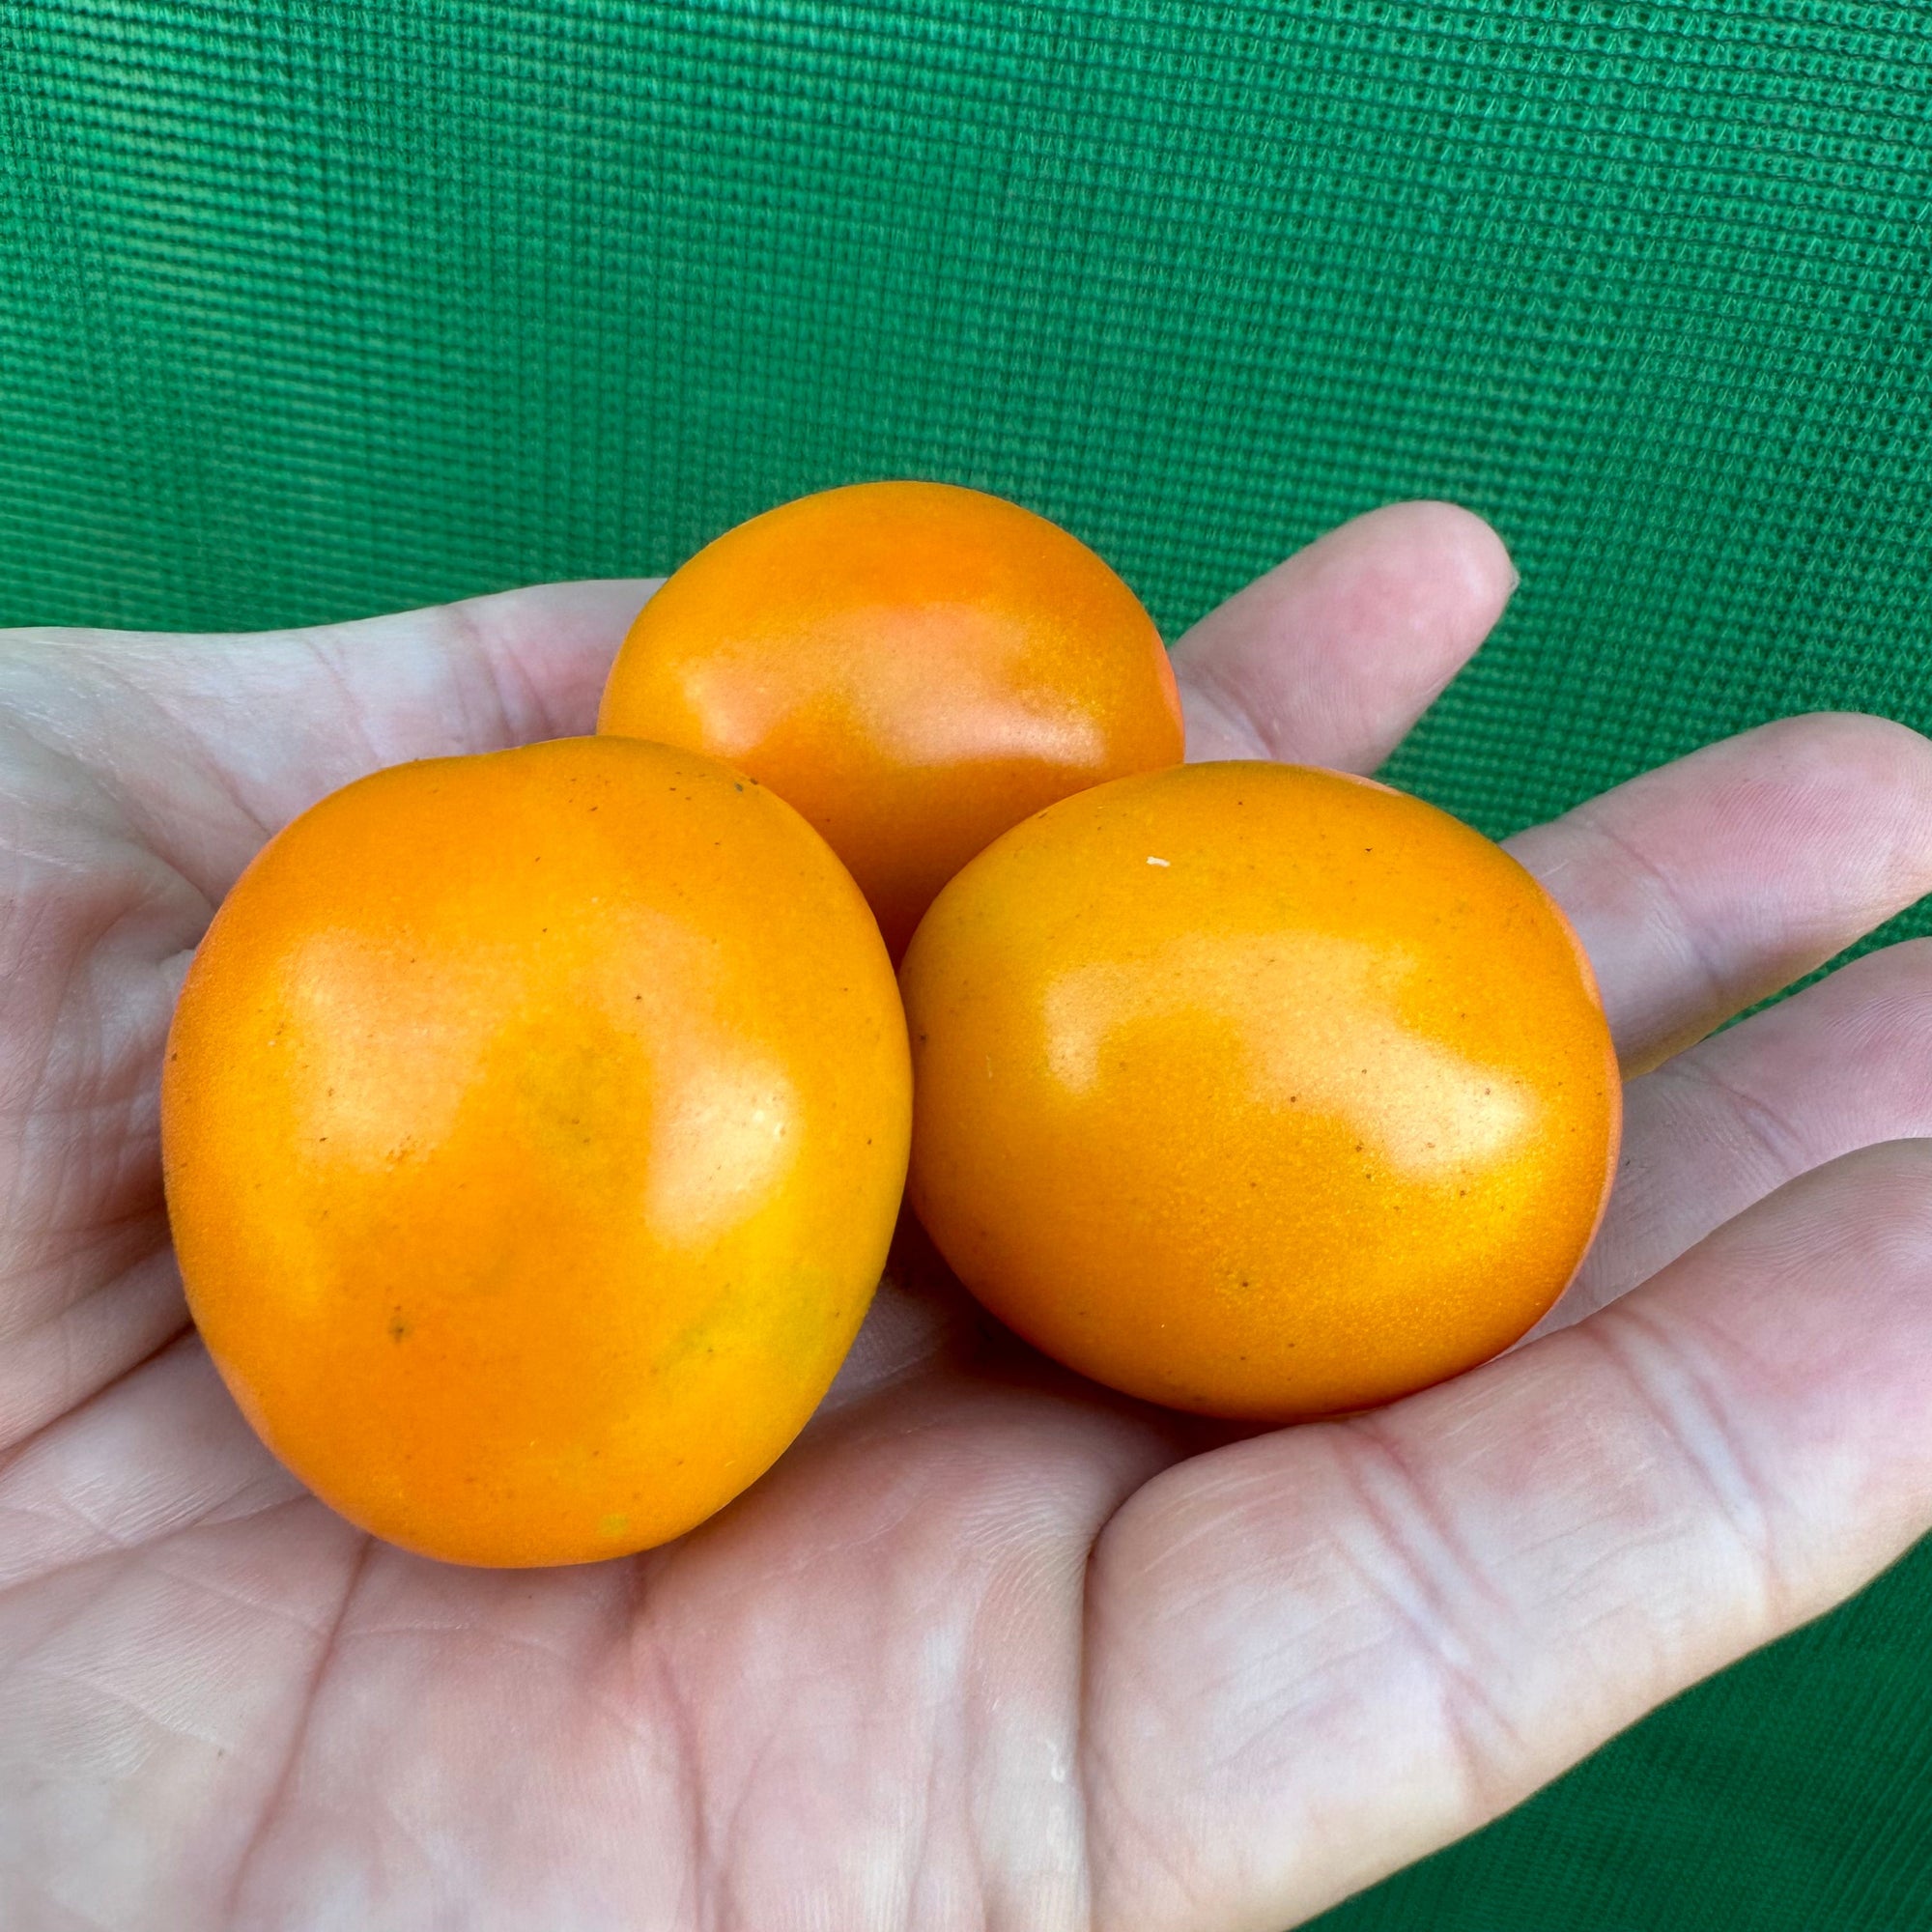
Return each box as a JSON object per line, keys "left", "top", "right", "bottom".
{"left": 162, "top": 737, "right": 911, "bottom": 1567}
{"left": 901, "top": 761, "right": 1620, "bottom": 1421}
{"left": 597, "top": 480, "right": 1184, "bottom": 956}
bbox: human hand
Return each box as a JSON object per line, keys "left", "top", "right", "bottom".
{"left": 5, "top": 503, "right": 1930, "bottom": 1931}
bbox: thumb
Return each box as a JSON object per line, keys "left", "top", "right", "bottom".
{"left": 28, "top": 578, "right": 659, "bottom": 847}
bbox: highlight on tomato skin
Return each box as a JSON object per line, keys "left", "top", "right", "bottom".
{"left": 161, "top": 735, "right": 913, "bottom": 1569}
{"left": 597, "top": 479, "right": 1185, "bottom": 957}
{"left": 898, "top": 759, "right": 1622, "bottom": 1423}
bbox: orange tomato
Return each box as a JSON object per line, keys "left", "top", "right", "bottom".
{"left": 597, "top": 481, "right": 1184, "bottom": 956}
{"left": 162, "top": 738, "right": 910, "bottom": 1567}
{"left": 901, "top": 761, "right": 1620, "bottom": 1420}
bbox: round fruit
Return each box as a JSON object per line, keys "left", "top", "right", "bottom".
{"left": 597, "top": 480, "right": 1183, "bottom": 956}
{"left": 162, "top": 737, "right": 911, "bottom": 1567}
{"left": 900, "top": 761, "right": 1620, "bottom": 1420}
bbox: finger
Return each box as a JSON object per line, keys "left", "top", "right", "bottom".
{"left": 1508, "top": 713, "right": 1932, "bottom": 1073}
{"left": 1537, "top": 938, "right": 1932, "bottom": 1333}
{"left": 1171, "top": 500, "right": 1517, "bottom": 772}
{"left": 16, "top": 578, "right": 657, "bottom": 846}
{"left": 1084, "top": 1142, "right": 1932, "bottom": 1932}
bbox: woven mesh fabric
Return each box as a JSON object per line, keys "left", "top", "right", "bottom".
{"left": 5, "top": 2, "right": 1931, "bottom": 1923}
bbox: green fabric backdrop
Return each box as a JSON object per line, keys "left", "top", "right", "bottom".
{"left": 5, "top": 2, "right": 1930, "bottom": 1922}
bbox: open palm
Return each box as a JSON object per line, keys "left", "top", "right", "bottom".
{"left": 5, "top": 503, "right": 1932, "bottom": 1932}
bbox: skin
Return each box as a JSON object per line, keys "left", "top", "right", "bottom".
{"left": 3, "top": 503, "right": 1932, "bottom": 1929}
{"left": 597, "top": 481, "right": 1184, "bottom": 955}
{"left": 903, "top": 762, "right": 1620, "bottom": 1418}
{"left": 162, "top": 738, "right": 910, "bottom": 1568}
